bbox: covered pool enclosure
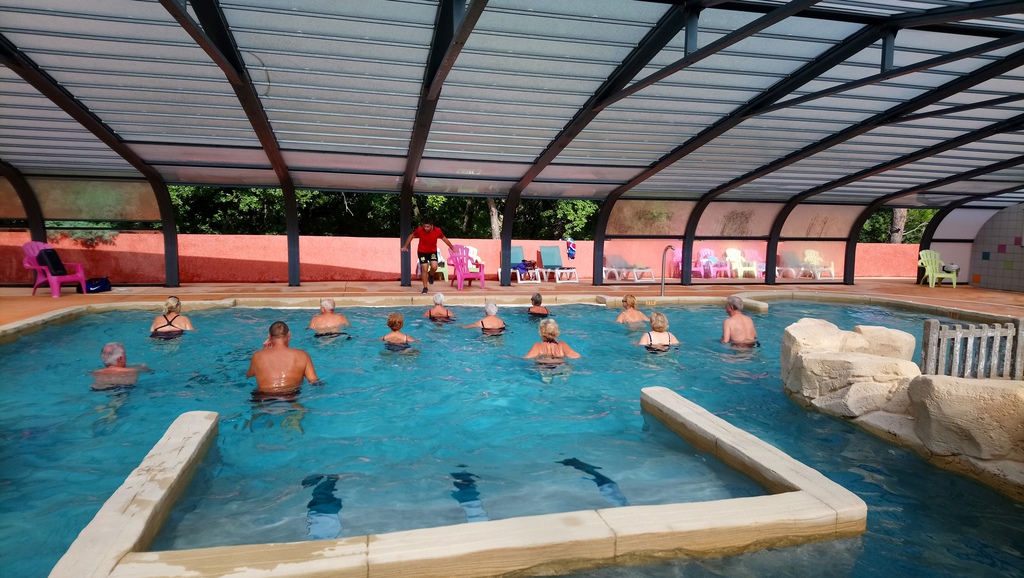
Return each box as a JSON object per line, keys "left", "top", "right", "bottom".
{"left": 1, "top": 0, "right": 1022, "bottom": 287}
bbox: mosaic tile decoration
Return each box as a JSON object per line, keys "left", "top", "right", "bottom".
{"left": 970, "top": 204, "right": 1024, "bottom": 293}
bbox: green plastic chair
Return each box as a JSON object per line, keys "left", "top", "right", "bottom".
{"left": 918, "top": 250, "right": 956, "bottom": 288}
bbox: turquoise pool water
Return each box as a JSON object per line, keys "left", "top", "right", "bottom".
{"left": 0, "top": 301, "right": 1022, "bottom": 577}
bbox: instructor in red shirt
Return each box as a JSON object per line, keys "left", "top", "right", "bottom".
{"left": 401, "top": 219, "right": 455, "bottom": 294}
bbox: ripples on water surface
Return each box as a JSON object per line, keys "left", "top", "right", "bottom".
{"left": 0, "top": 302, "right": 1022, "bottom": 578}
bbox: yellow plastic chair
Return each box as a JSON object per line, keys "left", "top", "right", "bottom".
{"left": 724, "top": 248, "right": 758, "bottom": 279}
{"left": 918, "top": 250, "right": 957, "bottom": 288}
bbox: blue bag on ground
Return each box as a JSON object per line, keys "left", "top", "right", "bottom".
{"left": 77, "top": 277, "right": 112, "bottom": 293}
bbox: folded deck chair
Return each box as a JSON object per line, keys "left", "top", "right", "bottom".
{"left": 508, "top": 245, "right": 541, "bottom": 283}
{"left": 22, "top": 241, "right": 87, "bottom": 298}
{"left": 604, "top": 254, "right": 654, "bottom": 282}
{"left": 918, "top": 249, "right": 957, "bottom": 288}
{"left": 538, "top": 246, "right": 578, "bottom": 283}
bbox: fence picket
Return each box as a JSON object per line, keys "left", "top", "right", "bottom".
{"left": 919, "top": 319, "right": 1022, "bottom": 380}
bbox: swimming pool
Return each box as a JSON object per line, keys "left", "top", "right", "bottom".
{"left": 1, "top": 301, "right": 1022, "bottom": 577}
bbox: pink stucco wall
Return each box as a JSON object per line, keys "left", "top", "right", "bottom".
{"left": 0, "top": 232, "right": 921, "bottom": 285}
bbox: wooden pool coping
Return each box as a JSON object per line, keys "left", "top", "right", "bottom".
{"left": 50, "top": 386, "right": 866, "bottom": 578}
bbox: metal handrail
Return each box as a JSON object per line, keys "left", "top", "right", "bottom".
{"left": 661, "top": 245, "right": 675, "bottom": 297}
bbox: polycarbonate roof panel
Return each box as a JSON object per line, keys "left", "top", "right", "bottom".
{"left": 220, "top": 0, "right": 433, "bottom": 155}
{"left": 292, "top": 172, "right": 401, "bottom": 193}
{"left": 0, "top": 1, "right": 260, "bottom": 147}
{"left": 425, "top": 0, "right": 670, "bottom": 162}
{"left": 1, "top": 0, "right": 1022, "bottom": 217}
{"left": 0, "top": 67, "right": 137, "bottom": 176}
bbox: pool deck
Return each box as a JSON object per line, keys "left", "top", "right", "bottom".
{"left": 2, "top": 278, "right": 1023, "bottom": 327}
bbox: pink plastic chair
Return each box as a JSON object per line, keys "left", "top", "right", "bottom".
{"left": 698, "top": 248, "right": 730, "bottom": 278}
{"left": 22, "top": 241, "right": 87, "bottom": 298}
{"left": 448, "top": 245, "right": 485, "bottom": 290}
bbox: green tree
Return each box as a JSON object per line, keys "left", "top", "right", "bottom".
{"left": 859, "top": 208, "right": 937, "bottom": 244}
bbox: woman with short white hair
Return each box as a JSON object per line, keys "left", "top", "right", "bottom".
{"left": 462, "top": 300, "right": 506, "bottom": 335}
{"left": 424, "top": 292, "right": 455, "bottom": 321}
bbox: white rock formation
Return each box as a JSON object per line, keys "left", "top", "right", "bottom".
{"left": 781, "top": 317, "right": 1024, "bottom": 502}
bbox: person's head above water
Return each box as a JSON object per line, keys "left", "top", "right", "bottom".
{"left": 484, "top": 301, "right": 499, "bottom": 316}
{"left": 269, "top": 321, "right": 290, "bottom": 339}
{"left": 726, "top": 295, "right": 744, "bottom": 312}
{"left": 100, "top": 342, "right": 127, "bottom": 367}
{"left": 163, "top": 296, "right": 181, "bottom": 315}
{"left": 387, "top": 312, "right": 404, "bottom": 331}
{"left": 531, "top": 293, "right": 543, "bottom": 306}
{"left": 538, "top": 318, "right": 560, "bottom": 342}
{"left": 320, "top": 298, "right": 336, "bottom": 312}
{"left": 433, "top": 292, "right": 446, "bottom": 305}
{"left": 622, "top": 294, "right": 637, "bottom": 309}
{"left": 649, "top": 312, "right": 669, "bottom": 332}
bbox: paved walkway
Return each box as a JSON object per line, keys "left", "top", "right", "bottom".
{"left": 2, "top": 279, "right": 1022, "bottom": 328}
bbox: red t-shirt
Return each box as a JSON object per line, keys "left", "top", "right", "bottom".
{"left": 413, "top": 226, "right": 445, "bottom": 253}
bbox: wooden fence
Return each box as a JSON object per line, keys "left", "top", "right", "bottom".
{"left": 921, "top": 319, "right": 1024, "bottom": 380}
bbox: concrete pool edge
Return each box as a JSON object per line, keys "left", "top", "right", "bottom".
{"left": 52, "top": 388, "right": 866, "bottom": 578}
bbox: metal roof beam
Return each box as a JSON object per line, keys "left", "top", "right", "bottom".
{"left": 590, "top": 24, "right": 885, "bottom": 283}
{"left": 844, "top": 155, "right": 1024, "bottom": 282}
{"left": 162, "top": 0, "right": 301, "bottom": 285}
{"left": 0, "top": 33, "right": 180, "bottom": 286}
{"left": 766, "top": 112, "right": 1024, "bottom": 284}
{"left": 894, "top": 93, "right": 1024, "bottom": 124}
{"left": 500, "top": 4, "right": 691, "bottom": 285}
{"left": 400, "top": 0, "right": 487, "bottom": 286}
{"left": 755, "top": 31, "right": 1024, "bottom": 117}
{"left": 595, "top": 0, "right": 821, "bottom": 112}
{"left": 708, "top": 1, "right": 1016, "bottom": 38}
{"left": 700, "top": 45, "right": 1024, "bottom": 206}
{"left": 889, "top": 0, "right": 1024, "bottom": 29}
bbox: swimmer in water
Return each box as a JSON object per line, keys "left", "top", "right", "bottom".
{"left": 149, "top": 296, "right": 195, "bottom": 339}
{"left": 524, "top": 318, "right": 580, "bottom": 363}
{"left": 721, "top": 295, "right": 759, "bottom": 347}
{"left": 637, "top": 311, "right": 680, "bottom": 353}
{"left": 615, "top": 294, "right": 649, "bottom": 324}
{"left": 309, "top": 298, "right": 351, "bottom": 337}
{"left": 462, "top": 301, "right": 506, "bottom": 335}
{"left": 527, "top": 293, "right": 550, "bottom": 317}
{"left": 91, "top": 342, "right": 151, "bottom": 390}
{"left": 381, "top": 312, "right": 419, "bottom": 351}
{"left": 424, "top": 292, "right": 456, "bottom": 322}
{"left": 246, "top": 321, "right": 318, "bottom": 397}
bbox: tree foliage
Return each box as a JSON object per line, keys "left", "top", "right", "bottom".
{"left": 859, "top": 208, "right": 938, "bottom": 244}
{"left": 167, "top": 186, "right": 603, "bottom": 240}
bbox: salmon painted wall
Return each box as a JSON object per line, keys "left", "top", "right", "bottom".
{"left": 0, "top": 232, "right": 921, "bottom": 285}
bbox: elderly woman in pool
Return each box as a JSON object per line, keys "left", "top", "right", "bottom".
{"left": 637, "top": 311, "right": 680, "bottom": 351}
{"left": 524, "top": 318, "right": 580, "bottom": 361}
{"left": 423, "top": 292, "right": 455, "bottom": 321}
{"left": 462, "top": 301, "right": 506, "bottom": 334}
{"left": 615, "top": 294, "right": 649, "bottom": 324}
{"left": 149, "top": 296, "right": 196, "bottom": 339}
{"left": 380, "top": 312, "right": 419, "bottom": 348}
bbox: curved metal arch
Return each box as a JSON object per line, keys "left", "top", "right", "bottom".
{"left": 766, "top": 112, "right": 1024, "bottom": 285}
{"left": 0, "top": 33, "right": 180, "bottom": 287}
{"left": 916, "top": 186, "right": 1024, "bottom": 283}
{"left": 0, "top": 160, "right": 45, "bottom": 242}
{"left": 844, "top": 156, "right": 1024, "bottom": 283}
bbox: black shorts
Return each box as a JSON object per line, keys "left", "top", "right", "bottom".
{"left": 418, "top": 251, "right": 439, "bottom": 264}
